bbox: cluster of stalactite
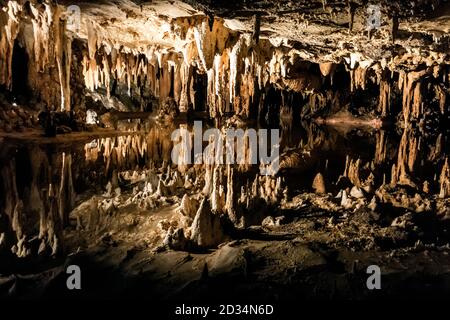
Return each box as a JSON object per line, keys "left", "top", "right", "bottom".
{"left": 80, "top": 13, "right": 450, "bottom": 126}
{"left": 77, "top": 15, "right": 345, "bottom": 119}
{"left": 0, "top": 0, "right": 73, "bottom": 111}
{"left": 1, "top": 1, "right": 448, "bottom": 126}
{"left": 0, "top": 146, "right": 75, "bottom": 258}
{"left": 350, "top": 60, "right": 449, "bottom": 126}
{"left": 81, "top": 45, "right": 175, "bottom": 111}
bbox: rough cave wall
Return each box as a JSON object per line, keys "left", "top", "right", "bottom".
{"left": 0, "top": 1, "right": 76, "bottom": 111}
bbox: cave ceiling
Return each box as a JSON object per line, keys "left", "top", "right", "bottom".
{"left": 60, "top": 0, "right": 450, "bottom": 67}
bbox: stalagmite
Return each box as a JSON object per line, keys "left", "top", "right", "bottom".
{"left": 210, "top": 165, "right": 225, "bottom": 213}
{"left": 312, "top": 173, "right": 326, "bottom": 194}
{"left": 156, "top": 178, "right": 169, "bottom": 197}
{"left": 350, "top": 186, "right": 364, "bottom": 199}
{"left": 350, "top": 66, "right": 368, "bottom": 92}
{"left": 190, "top": 198, "right": 226, "bottom": 248}
{"left": 225, "top": 166, "right": 237, "bottom": 224}
{"left": 341, "top": 190, "right": 352, "bottom": 209}
{"left": 178, "top": 194, "right": 198, "bottom": 219}
{"left": 54, "top": 7, "right": 72, "bottom": 111}
{"left": 12, "top": 200, "right": 24, "bottom": 242}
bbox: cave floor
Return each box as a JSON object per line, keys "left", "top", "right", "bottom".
{"left": 2, "top": 201, "right": 450, "bottom": 301}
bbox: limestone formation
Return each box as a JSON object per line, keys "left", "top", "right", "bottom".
{"left": 312, "top": 173, "right": 326, "bottom": 194}
{"left": 190, "top": 198, "right": 226, "bottom": 248}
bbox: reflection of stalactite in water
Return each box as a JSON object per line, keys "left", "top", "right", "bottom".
{"left": 29, "top": 147, "right": 48, "bottom": 241}
{"left": 85, "top": 129, "right": 173, "bottom": 172}
{"left": 429, "top": 134, "right": 443, "bottom": 162}
{"left": 58, "top": 153, "right": 75, "bottom": 227}
{"left": 1, "top": 160, "right": 19, "bottom": 223}
{"left": 0, "top": 146, "right": 69, "bottom": 257}
{"left": 439, "top": 158, "right": 450, "bottom": 199}
{"left": 374, "top": 130, "right": 388, "bottom": 165}
{"left": 392, "top": 129, "right": 419, "bottom": 188}
{"left": 343, "top": 155, "right": 361, "bottom": 187}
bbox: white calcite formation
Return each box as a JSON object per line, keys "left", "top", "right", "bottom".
{"left": 190, "top": 198, "right": 226, "bottom": 248}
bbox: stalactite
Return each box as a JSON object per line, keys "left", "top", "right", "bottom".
{"left": 347, "top": 2, "right": 356, "bottom": 32}
{"left": 0, "top": 1, "right": 20, "bottom": 89}
{"left": 378, "top": 69, "right": 391, "bottom": 117}
{"left": 193, "top": 18, "right": 213, "bottom": 71}
{"left": 229, "top": 37, "right": 245, "bottom": 107}
{"left": 399, "top": 69, "right": 429, "bottom": 125}
{"left": 225, "top": 165, "right": 236, "bottom": 223}
{"left": 178, "top": 62, "right": 191, "bottom": 112}
{"left": 390, "top": 13, "right": 399, "bottom": 43}
{"left": 29, "top": 148, "right": 48, "bottom": 240}
{"left": 350, "top": 66, "right": 368, "bottom": 92}
{"left": 55, "top": 9, "right": 72, "bottom": 111}
{"left": 319, "top": 62, "right": 336, "bottom": 85}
